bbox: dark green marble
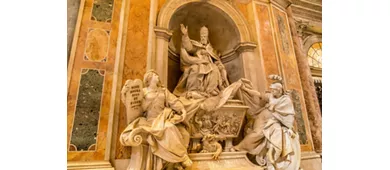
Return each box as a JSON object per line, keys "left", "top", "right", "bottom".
{"left": 315, "top": 82, "right": 322, "bottom": 112}
{"left": 91, "top": 0, "right": 114, "bottom": 22}
{"left": 290, "top": 90, "right": 308, "bottom": 145}
{"left": 70, "top": 69, "right": 104, "bottom": 151}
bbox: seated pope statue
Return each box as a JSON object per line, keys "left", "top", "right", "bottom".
{"left": 173, "top": 24, "right": 229, "bottom": 99}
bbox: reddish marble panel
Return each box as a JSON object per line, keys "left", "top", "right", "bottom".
{"left": 115, "top": 0, "right": 150, "bottom": 159}
{"left": 255, "top": 4, "right": 280, "bottom": 87}
{"left": 67, "top": 0, "right": 123, "bottom": 161}
{"left": 157, "top": 0, "right": 167, "bottom": 13}
{"left": 85, "top": 29, "right": 110, "bottom": 62}
{"left": 271, "top": 6, "right": 313, "bottom": 152}
{"left": 271, "top": 7, "right": 301, "bottom": 90}
{"left": 236, "top": 2, "right": 249, "bottom": 21}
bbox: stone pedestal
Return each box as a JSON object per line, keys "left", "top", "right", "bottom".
{"left": 300, "top": 152, "right": 322, "bottom": 170}
{"left": 188, "top": 152, "right": 264, "bottom": 170}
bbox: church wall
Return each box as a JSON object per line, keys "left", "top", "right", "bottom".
{"left": 115, "top": 0, "right": 151, "bottom": 160}
{"left": 67, "top": 0, "right": 123, "bottom": 164}
{"left": 269, "top": 4, "right": 314, "bottom": 151}
{"left": 67, "top": 0, "right": 81, "bottom": 62}
{"left": 254, "top": 2, "right": 280, "bottom": 87}
{"left": 67, "top": 0, "right": 321, "bottom": 169}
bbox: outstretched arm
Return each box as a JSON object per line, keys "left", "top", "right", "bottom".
{"left": 181, "top": 24, "right": 195, "bottom": 52}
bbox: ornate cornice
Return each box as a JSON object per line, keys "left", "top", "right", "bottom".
{"left": 270, "top": 0, "right": 293, "bottom": 9}
{"left": 294, "top": 19, "right": 321, "bottom": 42}
{"left": 234, "top": 42, "right": 257, "bottom": 53}
{"left": 154, "top": 27, "right": 173, "bottom": 41}
{"left": 291, "top": 4, "right": 321, "bottom": 22}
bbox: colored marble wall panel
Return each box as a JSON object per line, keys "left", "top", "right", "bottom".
{"left": 92, "top": 0, "right": 114, "bottom": 22}
{"left": 157, "top": 0, "right": 167, "bottom": 13}
{"left": 272, "top": 7, "right": 300, "bottom": 90}
{"left": 271, "top": 6, "right": 313, "bottom": 151}
{"left": 236, "top": 2, "right": 249, "bottom": 21}
{"left": 70, "top": 69, "right": 105, "bottom": 151}
{"left": 116, "top": 0, "right": 151, "bottom": 159}
{"left": 85, "top": 29, "right": 110, "bottom": 62}
{"left": 255, "top": 4, "right": 279, "bottom": 86}
{"left": 290, "top": 90, "right": 308, "bottom": 144}
{"left": 67, "top": 0, "right": 122, "bottom": 161}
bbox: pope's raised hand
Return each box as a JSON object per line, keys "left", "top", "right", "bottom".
{"left": 180, "top": 24, "right": 188, "bottom": 35}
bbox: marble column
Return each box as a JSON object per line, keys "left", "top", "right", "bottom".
{"left": 286, "top": 6, "right": 322, "bottom": 153}
{"left": 153, "top": 27, "right": 172, "bottom": 87}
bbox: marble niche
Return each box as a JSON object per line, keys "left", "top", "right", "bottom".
{"left": 118, "top": 2, "right": 302, "bottom": 170}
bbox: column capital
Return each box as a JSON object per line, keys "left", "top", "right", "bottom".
{"left": 234, "top": 42, "right": 257, "bottom": 53}
{"left": 154, "top": 27, "right": 173, "bottom": 41}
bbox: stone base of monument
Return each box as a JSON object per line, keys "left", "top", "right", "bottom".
{"left": 188, "top": 151, "right": 264, "bottom": 170}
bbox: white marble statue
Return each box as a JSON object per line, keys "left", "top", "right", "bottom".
{"left": 120, "top": 70, "right": 192, "bottom": 170}
{"left": 228, "top": 76, "right": 301, "bottom": 170}
{"left": 173, "top": 24, "right": 229, "bottom": 99}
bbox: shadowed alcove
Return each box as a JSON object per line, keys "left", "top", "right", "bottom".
{"left": 166, "top": 2, "right": 243, "bottom": 92}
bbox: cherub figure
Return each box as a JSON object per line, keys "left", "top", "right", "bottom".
{"left": 200, "top": 134, "right": 223, "bottom": 160}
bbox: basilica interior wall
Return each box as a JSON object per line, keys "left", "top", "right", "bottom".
{"left": 67, "top": 0, "right": 123, "bottom": 164}
{"left": 67, "top": 0, "right": 321, "bottom": 169}
{"left": 67, "top": 0, "right": 80, "bottom": 62}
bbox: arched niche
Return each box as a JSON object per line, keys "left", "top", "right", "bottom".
{"left": 168, "top": 2, "right": 240, "bottom": 56}
{"left": 154, "top": 0, "right": 265, "bottom": 92}
{"left": 167, "top": 2, "right": 243, "bottom": 91}
{"left": 157, "top": 0, "right": 254, "bottom": 43}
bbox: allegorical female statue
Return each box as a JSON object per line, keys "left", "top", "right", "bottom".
{"left": 173, "top": 24, "right": 229, "bottom": 99}
{"left": 229, "top": 76, "right": 301, "bottom": 170}
{"left": 120, "top": 70, "right": 193, "bottom": 170}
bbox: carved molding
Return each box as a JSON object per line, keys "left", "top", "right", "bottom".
{"left": 295, "top": 19, "right": 321, "bottom": 45}
{"left": 168, "top": 47, "right": 180, "bottom": 63}
{"left": 157, "top": 0, "right": 254, "bottom": 43}
{"left": 310, "top": 67, "right": 322, "bottom": 77}
{"left": 222, "top": 42, "right": 257, "bottom": 62}
{"left": 270, "top": 0, "right": 293, "bottom": 9}
{"left": 291, "top": 4, "right": 321, "bottom": 22}
{"left": 154, "top": 27, "right": 173, "bottom": 41}
{"left": 291, "top": 0, "right": 321, "bottom": 12}
{"left": 236, "top": 0, "right": 252, "bottom": 4}
{"left": 301, "top": 151, "right": 322, "bottom": 160}
{"left": 220, "top": 49, "right": 236, "bottom": 63}
{"left": 67, "top": 161, "right": 114, "bottom": 170}
{"left": 234, "top": 42, "right": 257, "bottom": 53}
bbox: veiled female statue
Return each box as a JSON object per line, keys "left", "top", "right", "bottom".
{"left": 120, "top": 70, "right": 192, "bottom": 170}
{"left": 228, "top": 77, "right": 301, "bottom": 170}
